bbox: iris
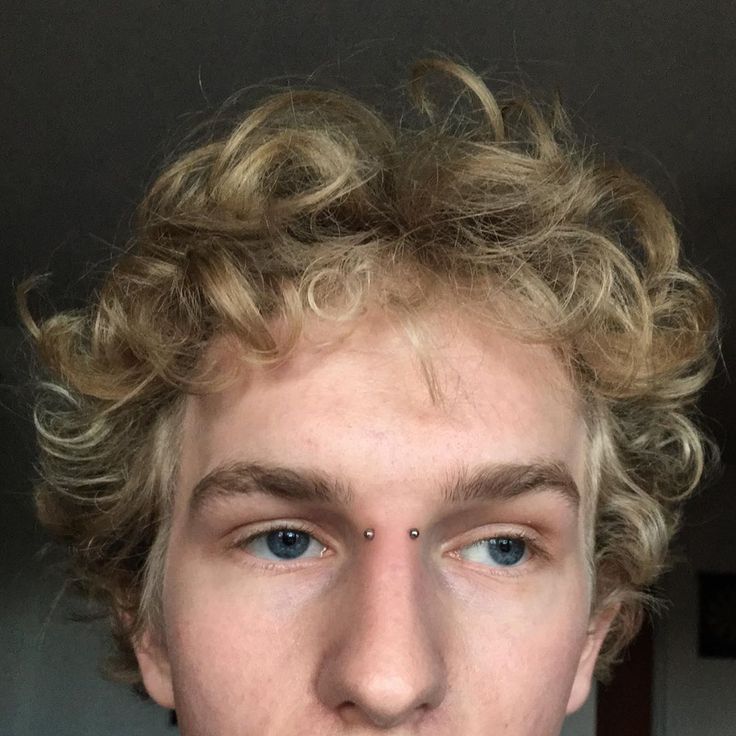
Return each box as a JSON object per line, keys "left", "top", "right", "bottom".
{"left": 486, "top": 537, "right": 526, "bottom": 566}
{"left": 265, "top": 529, "right": 311, "bottom": 559}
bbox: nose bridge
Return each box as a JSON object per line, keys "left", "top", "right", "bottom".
{"left": 351, "top": 535, "right": 439, "bottom": 654}
{"left": 316, "top": 534, "right": 449, "bottom": 728}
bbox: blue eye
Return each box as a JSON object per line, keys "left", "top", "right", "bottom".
{"left": 239, "top": 527, "right": 325, "bottom": 562}
{"left": 459, "top": 536, "right": 529, "bottom": 567}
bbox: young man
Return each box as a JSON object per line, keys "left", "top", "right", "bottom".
{"left": 20, "top": 57, "right": 718, "bottom": 735}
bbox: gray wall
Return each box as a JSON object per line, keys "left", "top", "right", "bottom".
{"left": 4, "top": 564, "right": 172, "bottom": 736}
{"left": 653, "top": 465, "right": 736, "bottom": 735}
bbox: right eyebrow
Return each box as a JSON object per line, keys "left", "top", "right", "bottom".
{"left": 188, "top": 459, "right": 579, "bottom": 517}
{"left": 189, "top": 461, "right": 354, "bottom": 515}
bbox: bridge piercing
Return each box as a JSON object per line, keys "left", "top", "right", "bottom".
{"left": 362, "top": 528, "right": 420, "bottom": 539}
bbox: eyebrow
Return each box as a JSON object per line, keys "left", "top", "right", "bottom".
{"left": 188, "top": 459, "right": 579, "bottom": 515}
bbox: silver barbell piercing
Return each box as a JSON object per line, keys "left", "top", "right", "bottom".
{"left": 362, "top": 528, "right": 420, "bottom": 540}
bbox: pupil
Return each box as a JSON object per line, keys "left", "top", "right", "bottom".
{"left": 282, "top": 530, "right": 299, "bottom": 545}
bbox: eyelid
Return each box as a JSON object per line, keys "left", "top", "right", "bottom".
{"left": 232, "top": 521, "right": 329, "bottom": 566}
{"left": 231, "top": 521, "right": 551, "bottom": 575}
{"left": 455, "top": 526, "right": 550, "bottom": 560}
{"left": 233, "top": 520, "right": 325, "bottom": 545}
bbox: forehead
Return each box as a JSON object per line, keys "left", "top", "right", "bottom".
{"left": 181, "top": 310, "right": 588, "bottom": 507}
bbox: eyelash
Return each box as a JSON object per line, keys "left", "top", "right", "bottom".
{"left": 231, "top": 522, "right": 548, "bottom": 575}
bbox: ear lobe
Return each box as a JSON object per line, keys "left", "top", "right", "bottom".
{"left": 566, "top": 603, "right": 620, "bottom": 715}
{"left": 132, "top": 625, "right": 176, "bottom": 709}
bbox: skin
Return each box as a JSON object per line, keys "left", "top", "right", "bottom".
{"left": 135, "top": 309, "right": 616, "bottom": 735}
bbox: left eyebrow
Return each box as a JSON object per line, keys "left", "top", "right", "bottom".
{"left": 188, "top": 459, "right": 579, "bottom": 516}
{"left": 441, "top": 461, "right": 580, "bottom": 510}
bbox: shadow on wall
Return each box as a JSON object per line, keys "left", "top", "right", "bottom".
{"left": 678, "top": 165, "right": 736, "bottom": 466}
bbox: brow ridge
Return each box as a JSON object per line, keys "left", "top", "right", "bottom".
{"left": 188, "top": 459, "right": 579, "bottom": 514}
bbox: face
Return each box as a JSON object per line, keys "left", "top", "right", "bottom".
{"left": 135, "top": 310, "right": 615, "bottom": 736}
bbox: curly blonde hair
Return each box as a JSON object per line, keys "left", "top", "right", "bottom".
{"left": 18, "top": 56, "right": 718, "bottom": 690}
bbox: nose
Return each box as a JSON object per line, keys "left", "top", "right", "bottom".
{"left": 315, "top": 532, "right": 449, "bottom": 729}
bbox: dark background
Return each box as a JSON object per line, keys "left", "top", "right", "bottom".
{"left": 3, "top": 3, "right": 735, "bottom": 735}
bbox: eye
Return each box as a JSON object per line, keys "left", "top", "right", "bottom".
{"left": 235, "top": 526, "right": 327, "bottom": 563}
{"left": 457, "top": 535, "right": 531, "bottom": 568}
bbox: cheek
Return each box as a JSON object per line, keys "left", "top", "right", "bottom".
{"left": 165, "top": 563, "right": 309, "bottom": 669}
{"left": 456, "top": 621, "right": 587, "bottom": 734}
{"left": 161, "top": 550, "right": 315, "bottom": 716}
{"left": 164, "top": 579, "right": 313, "bottom": 735}
{"left": 452, "top": 569, "right": 591, "bottom": 707}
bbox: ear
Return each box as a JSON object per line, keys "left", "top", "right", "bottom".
{"left": 131, "top": 624, "right": 176, "bottom": 710}
{"left": 565, "top": 603, "right": 620, "bottom": 714}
